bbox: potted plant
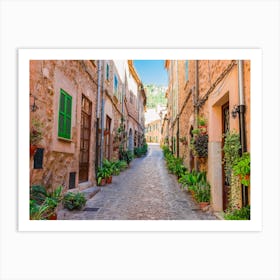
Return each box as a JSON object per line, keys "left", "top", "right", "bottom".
{"left": 63, "top": 192, "right": 86, "bottom": 210}
{"left": 30, "top": 118, "right": 43, "bottom": 156}
{"left": 102, "top": 160, "right": 113, "bottom": 183}
{"left": 198, "top": 116, "right": 207, "bottom": 135}
{"left": 119, "top": 160, "right": 128, "bottom": 171}
{"left": 179, "top": 136, "right": 188, "bottom": 145}
{"left": 30, "top": 185, "right": 63, "bottom": 220}
{"left": 30, "top": 199, "right": 49, "bottom": 220}
{"left": 97, "top": 167, "right": 107, "bottom": 186}
{"left": 194, "top": 181, "right": 211, "bottom": 210}
{"left": 233, "top": 152, "right": 250, "bottom": 186}
{"left": 111, "top": 161, "right": 121, "bottom": 176}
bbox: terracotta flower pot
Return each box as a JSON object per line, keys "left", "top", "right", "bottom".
{"left": 106, "top": 176, "right": 113, "bottom": 184}
{"left": 199, "top": 125, "right": 207, "bottom": 135}
{"left": 99, "top": 178, "right": 106, "bottom": 186}
{"left": 48, "top": 213, "right": 57, "bottom": 220}
{"left": 199, "top": 202, "right": 209, "bottom": 210}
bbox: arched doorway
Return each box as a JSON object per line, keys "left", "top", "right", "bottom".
{"left": 128, "top": 128, "right": 133, "bottom": 151}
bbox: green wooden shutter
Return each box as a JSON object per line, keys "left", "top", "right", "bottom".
{"left": 106, "top": 64, "right": 109, "bottom": 80}
{"left": 58, "top": 89, "right": 72, "bottom": 139}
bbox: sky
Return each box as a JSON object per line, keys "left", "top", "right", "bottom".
{"left": 133, "top": 60, "right": 168, "bottom": 86}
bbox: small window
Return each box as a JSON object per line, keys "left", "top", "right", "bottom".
{"left": 114, "top": 75, "right": 118, "bottom": 96}
{"left": 58, "top": 89, "right": 72, "bottom": 139}
{"left": 185, "top": 60, "right": 189, "bottom": 81}
{"left": 106, "top": 63, "right": 110, "bottom": 81}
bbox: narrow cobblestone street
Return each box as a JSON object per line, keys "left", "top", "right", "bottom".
{"left": 59, "top": 144, "right": 217, "bottom": 220}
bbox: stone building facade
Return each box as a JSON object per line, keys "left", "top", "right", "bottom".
{"left": 30, "top": 60, "right": 98, "bottom": 191}
{"left": 100, "top": 60, "right": 146, "bottom": 163}
{"left": 145, "top": 119, "right": 161, "bottom": 143}
{"left": 163, "top": 60, "right": 250, "bottom": 212}
{"left": 30, "top": 60, "right": 146, "bottom": 193}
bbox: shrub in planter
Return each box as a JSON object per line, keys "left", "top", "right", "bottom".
{"left": 30, "top": 185, "right": 63, "bottom": 220}
{"left": 194, "top": 181, "right": 210, "bottom": 203}
{"left": 119, "top": 150, "right": 134, "bottom": 164}
{"left": 30, "top": 185, "right": 48, "bottom": 205}
{"left": 179, "top": 170, "right": 206, "bottom": 192}
{"left": 224, "top": 205, "right": 250, "bottom": 220}
{"left": 111, "top": 161, "right": 121, "bottom": 175}
{"left": 97, "top": 167, "right": 108, "bottom": 185}
{"left": 119, "top": 160, "right": 128, "bottom": 171}
{"left": 63, "top": 192, "right": 86, "bottom": 210}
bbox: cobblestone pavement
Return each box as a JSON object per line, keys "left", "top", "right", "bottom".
{"left": 58, "top": 144, "right": 217, "bottom": 220}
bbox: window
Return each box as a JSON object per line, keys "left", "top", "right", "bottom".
{"left": 58, "top": 89, "right": 72, "bottom": 139}
{"left": 106, "top": 63, "right": 110, "bottom": 81}
{"left": 185, "top": 60, "right": 189, "bottom": 81}
{"left": 114, "top": 74, "right": 118, "bottom": 96}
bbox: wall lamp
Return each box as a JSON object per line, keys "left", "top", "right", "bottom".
{"left": 231, "top": 105, "right": 239, "bottom": 119}
{"left": 30, "top": 93, "right": 38, "bottom": 112}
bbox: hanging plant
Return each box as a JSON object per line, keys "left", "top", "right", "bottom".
{"left": 193, "top": 134, "right": 208, "bottom": 157}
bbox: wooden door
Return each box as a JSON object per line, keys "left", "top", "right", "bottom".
{"left": 104, "top": 115, "right": 111, "bottom": 160}
{"left": 222, "top": 102, "right": 230, "bottom": 210}
{"left": 79, "top": 96, "right": 91, "bottom": 183}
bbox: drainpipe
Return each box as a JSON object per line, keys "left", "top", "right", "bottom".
{"left": 177, "top": 116, "right": 179, "bottom": 158}
{"left": 176, "top": 61, "right": 180, "bottom": 158}
{"left": 99, "top": 61, "right": 105, "bottom": 168}
{"left": 96, "top": 60, "right": 102, "bottom": 172}
{"left": 238, "top": 60, "right": 248, "bottom": 206}
{"left": 238, "top": 60, "right": 246, "bottom": 153}
{"left": 194, "top": 60, "right": 199, "bottom": 171}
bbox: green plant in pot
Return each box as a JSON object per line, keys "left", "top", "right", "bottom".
{"left": 102, "top": 160, "right": 113, "bottom": 183}
{"left": 97, "top": 167, "right": 107, "bottom": 186}
{"left": 233, "top": 152, "right": 250, "bottom": 186}
{"left": 111, "top": 161, "right": 121, "bottom": 176}
{"left": 224, "top": 205, "right": 250, "bottom": 220}
{"left": 198, "top": 116, "right": 207, "bottom": 134}
{"left": 119, "top": 160, "right": 128, "bottom": 171}
{"left": 30, "top": 199, "right": 49, "bottom": 220}
{"left": 179, "top": 136, "right": 187, "bottom": 145}
{"left": 63, "top": 192, "right": 86, "bottom": 211}
{"left": 30, "top": 185, "right": 63, "bottom": 220}
{"left": 194, "top": 181, "right": 211, "bottom": 209}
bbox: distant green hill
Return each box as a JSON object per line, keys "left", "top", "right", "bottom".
{"left": 144, "top": 84, "right": 167, "bottom": 109}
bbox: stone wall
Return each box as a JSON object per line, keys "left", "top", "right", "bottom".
{"left": 145, "top": 119, "right": 161, "bottom": 143}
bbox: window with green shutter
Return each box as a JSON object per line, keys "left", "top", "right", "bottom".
{"left": 58, "top": 89, "right": 72, "bottom": 139}
{"left": 106, "top": 63, "right": 110, "bottom": 81}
